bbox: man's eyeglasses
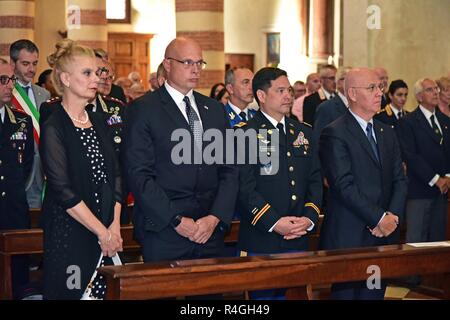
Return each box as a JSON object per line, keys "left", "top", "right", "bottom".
{"left": 0, "top": 75, "right": 17, "bottom": 85}
{"left": 352, "top": 84, "right": 384, "bottom": 93}
{"left": 96, "top": 67, "right": 110, "bottom": 77}
{"left": 423, "top": 86, "right": 440, "bottom": 94}
{"left": 167, "top": 57, "right": 207, "bottom": 70}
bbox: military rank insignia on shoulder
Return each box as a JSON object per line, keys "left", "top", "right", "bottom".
{"left": 46, "top": 96, "right": 61, "bottom": 104}
{"left": 233, "top": 122, "right": 247, "bottom": 128}
{"left": 103, "top": 95, "right": 125, "bottom": 106}
{"left": 301, "top": 121, "right": 312, "bottom": 128}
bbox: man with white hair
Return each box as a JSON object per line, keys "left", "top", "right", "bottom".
{"left": 396, "top": 78, "right": 450, "bottom": 246}
{"left": 374, "top": 67, "right": 389, "bottom": 107}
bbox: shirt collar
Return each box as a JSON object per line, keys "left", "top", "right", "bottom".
{"left": 164, "top": 81, "right": 194, "bottom": 106}
{"left": 337, "top": 91, "right": 349, "bottom": 108}
{"left": 389, "top": 104, "right": 403, "bottom": 118}
{"left": 322, "top": 88, "right": 334, "bottom": 100}
{"left": 419, "top": 104, "right": 436, "bottom": 119}
{"left": 17, "top": 79, "right": 31, "bottom": 88}
{"left": 260, "top": 109, "right": 286, "bottom": 132}
{"left": 228, "top": 101, "right": 247, "bottom": 117}
{"left": 349, "top": 108, "right": 373, "bottom": 132}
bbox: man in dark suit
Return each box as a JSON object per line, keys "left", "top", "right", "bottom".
{"left": 237, "top": 67, "right": 321, "bottom": 299}
{"left": 396, "top": 78, "right": 450, "bottom": 244}
{"left": 375, "top": 79, "right": 409, "bottom": 129}
{"left": 124, "top": 38, "right": 239, "bottom": 263}
{"left": 319, "top": 68, "right": 407, "bottom": 300}
{"left": 0, "top": 59, "right": 34, "bottom": 298}
{"left": 302, "top": 64, "right": 337, "bottom": 125}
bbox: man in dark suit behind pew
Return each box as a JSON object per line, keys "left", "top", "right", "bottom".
{"left": 124, "top": 38, "right": 238, "bottom": 264}
{"left": 319, "top": 68, "right": 407, "bottom": 300}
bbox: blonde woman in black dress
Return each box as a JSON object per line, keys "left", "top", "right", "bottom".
{"left": 41, "top": 39, "right": 123, "bottom": 299}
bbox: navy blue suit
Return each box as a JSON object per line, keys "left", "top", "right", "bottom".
{"left": 319, "top": 111, "right": 407, "bottom": 299}
{"left": 123, "top": 86, "right": 239, "bottom": 262}
{"left": 313, "top": 95, "right": 347, "bottom": 142}
{"left": 396, "top": 107, "right": 450, "bottom": 199}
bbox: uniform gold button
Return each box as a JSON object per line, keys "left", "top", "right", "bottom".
{"left": 289, "top": 166, "right": 294, "bottom": 172}
{"left": 291, "top": 195, "right": 297, "bottom": 201}
{"left": 291, "top": 180, "right": 295, "bottom": 186}
{"left": 287, "top": 152, "right": 291, "bottom": 157}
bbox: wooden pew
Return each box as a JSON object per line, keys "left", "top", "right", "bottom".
{"left": 0, "top": 220, "right": 242, "bottom": 300}
{"left": 98, "top": 244, "right": 450, "bottom": 300}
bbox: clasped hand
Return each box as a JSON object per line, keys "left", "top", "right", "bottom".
{"left": 175, "top": 215, "right": 219, "bottom": 244}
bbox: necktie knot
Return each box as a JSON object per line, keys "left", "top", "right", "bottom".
{"left": 366, "top": 122, "right": 373, "bottom": 134}
{"left": 276, "top": 122, "right": 284, "bottom": 132}
{"left": 239, "top": 111, "right": 247, "bottom": 122}
{"left": 22, "top": 86, "right": 30, "bottom": 96}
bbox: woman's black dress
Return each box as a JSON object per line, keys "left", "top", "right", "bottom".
{"left": 40, "top": 105, "right": 122, "bottom": 300}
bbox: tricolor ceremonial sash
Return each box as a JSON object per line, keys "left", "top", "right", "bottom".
{"left": 12, "top": 83, "right": 40, "bottom": 145}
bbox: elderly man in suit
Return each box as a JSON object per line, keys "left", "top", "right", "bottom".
{"left": 396, "top": 78, "right": 450, "bottom": 244}
{"left": 10, "top": 39, "right": 50, "bottom": 209}
{"left": 319, "top": 68, "right": 407, "bottom": 300}
{"left": 124, "top": 38, "right": 238, "bottom": 264}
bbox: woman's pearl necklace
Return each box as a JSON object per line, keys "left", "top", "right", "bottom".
{"left": 62, "top": 103, "right": 89, "bottom": 125}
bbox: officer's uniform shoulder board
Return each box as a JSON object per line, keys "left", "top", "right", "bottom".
{"left": 103, "top": 95, "right": 125, "bottom": 106}
{"left": 46, "top": 96, "right": 61, "bottom": 104}
{"left": 233, "top": 121, "right": 247, "bottom": 128}
{"left": 377, "top": 108, "right": 386, "bottom": 114}
{"left": 10, "top": 107, "right": 28, "bottom": 115}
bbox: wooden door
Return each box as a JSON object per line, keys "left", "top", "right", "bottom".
{"left": 225, "top": 54, "right": 255, "bottom": 72}
{"left": 108, "top": 33, "right": 153, "bottom": 89}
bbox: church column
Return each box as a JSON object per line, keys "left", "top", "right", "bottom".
{"left": 175, "top": 0, "right": 225, "bottom": 94}
{"left": 309, "top": 0, "right": 334, "bottom": 63}
{"left": 0, "top": 0, "right": 35, "bottom": 60}
{"left": 67, "top": 0, "right": 107, "bottom": 50}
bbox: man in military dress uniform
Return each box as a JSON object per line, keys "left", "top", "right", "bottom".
{"left": 224, "top": 68, "right": 257, "bottom": 128}
{"left": 237, "top": 67, "right": 322, "bottom": 299}
{"left": 0, "top": 59, "right": 34, "bottom": 298}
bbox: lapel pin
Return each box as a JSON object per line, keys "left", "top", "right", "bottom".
{"left": 204, "top": 105, "right": 208, "bottom": 110}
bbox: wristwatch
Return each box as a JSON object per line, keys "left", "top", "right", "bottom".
{"left": 170, "top": 215, "right": 183, "bottom": 228}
